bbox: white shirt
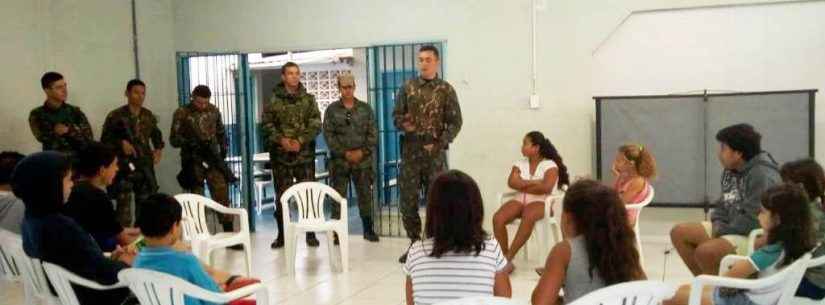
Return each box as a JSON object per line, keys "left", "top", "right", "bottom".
{"left": 513, "top": 159, "right": 558, "bottom": 204}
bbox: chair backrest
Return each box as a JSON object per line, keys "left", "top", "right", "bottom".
{"left": 808, "top": 248, "right": 825, "bottom": 268}
{"left": 42, "top": 262, "right": 125, "bottom": 305}
{"left": 118, "top": 268, "right": 268, "bottom": 305}
{"left": 280, "top": 182, "right": 345, "bottom": 225}
{"left": 691, "top": 253, "right": 811, "bottom": 305}
{"left": 625, "top": 185, "right": 655, "bottom": 212}
{"left": 119, "top": 268, "right": 206, "bottom": 305}
{"left": 180, "top": 216, "right": 200, "bottom": 242}
{"left": 3, "top": 232, "right": 56, "bottom": 301}
{"left": 433, "top": 296, "right": 528, "bottom": 305}
{"left": 567, "top": 280, "right": 676, "bottom": 305}
{"left": 545, "top": 190, "right": 565, "bottom": 218}
{"left": 174, "top": 194, "right": 224, "bottom": 237}
{"left": 0, "top": 229, "right": 21, "bottom": 280}
{"left": 777, "top": 253, "right": 815, "bottom": 304}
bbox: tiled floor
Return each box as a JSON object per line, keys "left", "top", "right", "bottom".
{"left": 0, "top": 207, "right": 706, "bottom": 304}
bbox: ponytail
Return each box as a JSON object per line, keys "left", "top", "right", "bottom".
{"left": 526, "top": 131, "right": 570, "bottom": 188}
{"left": 619, "top": 144, "right": 657, "bottom": 179}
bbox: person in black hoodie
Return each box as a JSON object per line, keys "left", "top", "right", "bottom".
{"left": 12, "top": 151, "right": 133, "bottom": 305}
{"left": 670, "top": 124, "right": 780, "bottom": 275}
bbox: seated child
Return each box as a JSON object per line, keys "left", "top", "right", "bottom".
{"left": 133, "top": 193, "right": 260, "bottom": 305}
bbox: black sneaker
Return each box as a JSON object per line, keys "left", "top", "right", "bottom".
{"left": 306, "top": 234, "right": 320, "bottom": 247}
{"left": 271, "top": 237, "right": 284, "bottom": 249}
{"left": 364, "top": 230, "right": 379, "bottom": 242}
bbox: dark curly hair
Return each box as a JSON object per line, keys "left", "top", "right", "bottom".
{"left": 563, "top": 179, "right": 645, "bottom": 284}
{"left": 716, "top": 123, "right": 762, "bottom": 161}
{"left": 761, "top": 183, "right": 816, "bottom": 267}
{"left": 780, "top": 159, "right": 825, "bottom": 207}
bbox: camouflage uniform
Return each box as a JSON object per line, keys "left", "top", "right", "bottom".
{"left": 170, "top": 102, "right": 233, "bottom": 226}
{"left": 393, "top": 76, "right": 462, "bottom": 241}
{"left": 262, "top": 82, "right": 321, "bottom": 242}
{"left": 100, "top": 105, "right": 164, "bottom": 226}
{"left": 323, "top": 97, "right": 377, "bottom": 229}
{"left": 29, "top": 102, "right": 94, "bottom": 158}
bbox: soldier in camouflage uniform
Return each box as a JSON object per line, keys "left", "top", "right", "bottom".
{"left": 170, "top": 85, "right": 236, "bottom": 233}
{"left": 393, "top": 46, "right": 463, "bottom": 262}
{"left": 101, "top": 79, "right": 164, "bottom": 226}
{"left": 262, "top": 62, "right": 323, "bottom": 249}
{"left": 323, "top": 74, "right": 380, "bottom": 243}
{"left": 29, "top": 72, "right": 94, "bottom": 159}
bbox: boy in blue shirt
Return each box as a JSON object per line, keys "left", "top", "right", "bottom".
{"left": 134, "top": 193, "right": 258, "bottom": 305}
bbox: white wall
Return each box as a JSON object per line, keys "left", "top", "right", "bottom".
{"left": 592, "top": 1, "right": 825, "bottom": 159}
{"left": 171, "top": 0, "right": 789, "bottom": 225}
{"left": 133, "top": 0, "right": 180, "bottom": 195}
{"left": 0, "top": 0, "right": 180, "bottom": 194}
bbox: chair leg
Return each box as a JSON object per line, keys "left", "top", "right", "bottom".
{"left": 244, "top": 240, "right": 253, "bottom": 276}
{"left": 519, "top": 226, "right": 529, "bottom": 262}
{"left": 324, "top": 231, "right": 339, "bottom": 272}
{"left": 337, "top": 229, "right": 349, "bottom": 273}
{"left": 285, "top": 229, "right": 296, "bottom": 275}
{"left": 549, "top": 222, "right": 562, "bottom": 246}
{"left": 535, "top": 221, "right": 547, "bottom": 262}
{"left": 636, "top": 230, "right": 645, "bottom": 267}
{"left": 255, "top": 185, "right": 264, "bottom": 216}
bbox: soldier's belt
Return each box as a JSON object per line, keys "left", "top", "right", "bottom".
{"left": 401, "top": 133, "right": 436, "bottom": 143}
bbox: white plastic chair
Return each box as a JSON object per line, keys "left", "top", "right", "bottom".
{"left": 280, "top": 182, "right": 348, "bottom": 274}
{"left": 174, "top": 194, "right": 253, "bottom": 276}
{"left": 254, "top": 179, "right": 274, "bottom": 216}
{"left": 41, "top": 262, "right": 126, "bottom": 305}
{"left": 690, "top": 253, "right": 812, "bottom": 305}
{"left": 624, "top": 185, "right": 655, "bottom": 266}
{"left": 495, "top": 190, "right": 564, "bottom": 262}
{"left": 1, "top": 232, "right": 60, "bottom": 305}
{"left": 118, "top": 268, "right": 269, "bottom": 305}
{"left": 434, "top": 296, "right": 528, "bottom": 305}
{"left": 792, "top": 252, "right": 825, "bottom": 305}
{"left": 0, "top": 229, "right": 21, "bottom": 281}
{"left": 567, "top": 280, "right": 676, "bottom": 305}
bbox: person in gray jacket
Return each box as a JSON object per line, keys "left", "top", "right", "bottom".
{"left": 0, "top": 151, "right": 25, "bottom": 234}
{"left": 670, "top": 123, "right": 780, "bottom": 275}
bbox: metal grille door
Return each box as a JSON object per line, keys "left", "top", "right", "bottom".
{"left": 176, "top": 52, "right": 256, "bottom": 230}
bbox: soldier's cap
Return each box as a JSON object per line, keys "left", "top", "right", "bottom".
{"left": 337, "top": 74, "right": 355, "bottom": 87}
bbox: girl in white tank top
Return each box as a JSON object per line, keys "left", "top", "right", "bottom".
{"left": 493, "top": 131, "right": 569, "bottom": 268}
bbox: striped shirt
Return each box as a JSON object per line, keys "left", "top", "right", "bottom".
{"left": 403, "top": 238, "right": 508, "bottom": 305}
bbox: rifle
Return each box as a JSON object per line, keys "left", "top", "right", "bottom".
{"left": 194, "top": 139, "right": 239, "bottom": 184}
{"left": 37, "top": 115, "right": 73, "bottom": 150}
{"left": 120, "top": 118, "right": 159, "bottom": 193}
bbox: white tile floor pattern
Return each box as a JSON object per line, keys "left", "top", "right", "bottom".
{"left": 0, "top": 208, "right": 705, "bottom": 305}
